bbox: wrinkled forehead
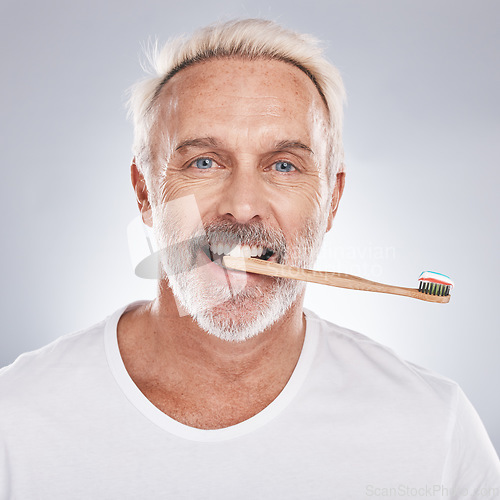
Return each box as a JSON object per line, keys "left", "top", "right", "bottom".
{"left": 152, "top": 57, "right": 330, "bottom": 151}
{"left": 152, "top": 55, "right": 330, "bottom": 118}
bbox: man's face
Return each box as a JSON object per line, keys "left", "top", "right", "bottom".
{"left": 146, "top": 57, "right": 340, "bottom": 341}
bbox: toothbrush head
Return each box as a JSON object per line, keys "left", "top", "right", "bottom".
{"left": 418, "top": 271, "right": 454, "bottom": 297}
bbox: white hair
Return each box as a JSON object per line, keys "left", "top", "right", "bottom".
{"left": 127, "top": 18, "right": 347, "bottom": 189}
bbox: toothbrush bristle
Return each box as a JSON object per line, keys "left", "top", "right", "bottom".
{"left": 418, "top": 281, "right": 451, "bottom": 296}
{"left": 418, "top": 271, "right": 453, "bottom": 296}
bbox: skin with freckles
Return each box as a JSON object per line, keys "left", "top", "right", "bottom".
{"left": 153, "top": 58, "right": 331, "bottom": 219}
{"left": 121, "top": 57, "right": 345, "bottom": 429}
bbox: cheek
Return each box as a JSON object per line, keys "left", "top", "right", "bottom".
{"left": 280, "top": 174, "right": 327, "bottom": 211}
{"left": 154, "top": 171, "right": 205, "bottom": 207}
{"left": 149, "top": 175, "right": 209, "bottom": 241}
{"left": 270, "top": 183, "right": 327, "bottom": 236}
{"left": 152, "top": 192, "right": 207, "bottom": 246}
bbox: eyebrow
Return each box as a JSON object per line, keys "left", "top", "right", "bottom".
{"left": 175, "top": 137, "right": 220, "bottom": 152}
{"left": 175, "top": 137, "right": 314, "bottom": 156}
{"left": 274, "top": 140, "right": 314, "bottom": 155}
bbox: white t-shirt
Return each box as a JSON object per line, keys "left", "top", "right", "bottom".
{"left": 1, "top": 300, "right": 499, "bottom": 499}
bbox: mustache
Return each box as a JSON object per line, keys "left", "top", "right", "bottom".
{"left": 159, "top": 219, "right": 288, "bottom": 276}
{"left": 203, "top": 219, "right": 286, "bottom": 259}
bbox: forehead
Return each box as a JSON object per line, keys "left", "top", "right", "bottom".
{"left": 155, "top": 57, "right": 329, "bottom": 144}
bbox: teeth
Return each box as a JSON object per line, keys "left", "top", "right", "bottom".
{"left": 209, "top": 241, "right": 270, "bottom": 258}
{"left": 229, "top": 245, "right": 243, "bottom": 257}
{"left": 241, "top": 245, "right": 252, "bottom": 258}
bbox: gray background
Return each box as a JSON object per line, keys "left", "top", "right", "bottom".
{"left": 1, "top": 0, "right": 499, "bottom": 455}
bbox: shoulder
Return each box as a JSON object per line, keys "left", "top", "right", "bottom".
{"left": 304, "top": 309, "right": 500, "bottom": 482}
{"left": 304, "top": 308, "right": 459, "bottom": 408}
{"left": 0, "top": 317, "right": 107, "bottom": 402}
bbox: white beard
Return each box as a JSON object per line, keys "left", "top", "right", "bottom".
{"left": 152, "top": 200, "right": 328, "bottom": 342}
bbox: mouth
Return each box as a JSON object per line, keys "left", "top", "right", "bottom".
{"left": 202, "top": 241, "right": 277, "bottom": 264}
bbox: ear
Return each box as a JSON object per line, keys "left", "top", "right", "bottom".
{"left": 131, "top": 158, "right": 153, "bottom": 227}
{"left": 326, "top": 171, "right": 345, "bottom": 232}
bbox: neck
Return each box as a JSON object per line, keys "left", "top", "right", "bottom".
{"left": 158, "top": 281, "right": 304, "bottom": 385}
{"left": 118, "top": 280, "right": 306, "bottom": 402}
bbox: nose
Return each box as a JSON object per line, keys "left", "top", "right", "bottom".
{"left": 216, "top": 165, "right": 269, "bottom": 224}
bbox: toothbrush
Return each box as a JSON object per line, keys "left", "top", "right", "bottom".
{"left": 221, "top": 256, "right": 453, "bottom": 304}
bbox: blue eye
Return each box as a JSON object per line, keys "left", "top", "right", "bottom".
{"left": 194, "top": 158, "right": 213, "bottom": 169}
{"left": 274, "top": 161, "right": 295, "bottom": 173}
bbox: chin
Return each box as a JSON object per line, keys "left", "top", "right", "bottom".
{"left": 190, "top": 279, "right": 304, "bottom": 343}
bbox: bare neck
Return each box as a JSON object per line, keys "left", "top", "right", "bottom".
{"left": 117, "top": 281, "right": 307, "bottom": 427}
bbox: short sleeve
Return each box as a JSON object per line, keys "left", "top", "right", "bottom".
{"left": 441, "top": 385, "right": 500, "bottom": 499}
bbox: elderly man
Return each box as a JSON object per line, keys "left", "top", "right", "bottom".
{"left": 1, "top": 19, "right": 499, "bottom": 499}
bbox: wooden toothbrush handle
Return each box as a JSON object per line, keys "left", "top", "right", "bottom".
{"left": 222, "top": 257, "right": 450, "bottom": 304}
